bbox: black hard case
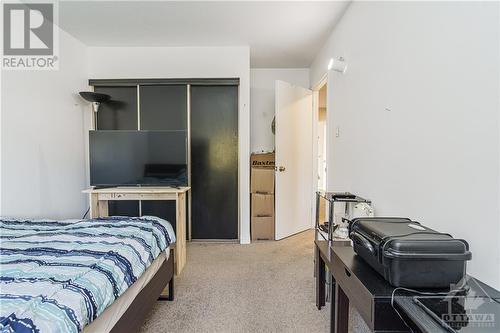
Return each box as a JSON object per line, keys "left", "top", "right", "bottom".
{"left": 348, "top": 217, "right": 472, "bottom": 288}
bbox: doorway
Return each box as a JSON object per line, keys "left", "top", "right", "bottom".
{"left": 274, "top": 80, "right": 314, "bottom": 240}
{"left": 317, "top": 83, "right": 327, "bottom": 192}
{"left": 270, "top": 78, "right": 328, "bottom": 241}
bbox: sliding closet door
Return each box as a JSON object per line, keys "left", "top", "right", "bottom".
{"left": 94, "top": 86, "right": 139, "bottom": 216}
{"left": 139, "top": 85, "right": 187, "bottom": 130}
{"left": 190, "top": 85, "right": 238, "bottom": 239}
{"left": 139, "top": 85, "right": 188, "bottom": 234}
{"left": 94, "top": 86, "right": 138, "bottom": 130}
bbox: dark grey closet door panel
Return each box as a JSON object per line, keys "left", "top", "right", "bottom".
{"left": 191, "top": 85, "right": 238, "bottom": 239}
{"left": 140, "top": 85, "right": 187, "bottom": 130}
{"left": 141, "top": 201, "right": 177, "bottom": 233}
{"left": 108, "top": 201, "right": 139, "bottom": 217}
{"left": 95, "top": 86, "right": 138, "bottom": 130}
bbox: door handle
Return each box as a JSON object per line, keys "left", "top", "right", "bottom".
{"left": 278, "top": 166, "right": 286, "bottom": 172}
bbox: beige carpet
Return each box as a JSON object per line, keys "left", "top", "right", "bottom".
{"left": 139, "top": 230, "right": 370, "bottom": 333}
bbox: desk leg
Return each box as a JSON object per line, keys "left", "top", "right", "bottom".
{"left": 89, "top": 195, "right": 108, "bottom": 218}
{"left": 89, "top": 194, "right": 99, "bottom": 218}
{"left": 335, "top": 285, "right": 349, "bottom": 333}
{"left": 175, "top": 192, "right": 187, "bottom": 275}
{"left": 315, "top": 245, "right": 326, "bottom": 309}
{"left": 98, "top": 200, "right": 109, "bottom": 217}
{"left": 330, "top": 276, "right": 336, "bottom": 333}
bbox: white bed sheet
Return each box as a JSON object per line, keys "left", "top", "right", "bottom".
{"left": 83, "top": 249, "right": 169, "bottom": 333}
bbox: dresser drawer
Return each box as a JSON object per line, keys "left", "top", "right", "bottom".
{"left": 332, "top": 253, "right": 373, "bottom": 328}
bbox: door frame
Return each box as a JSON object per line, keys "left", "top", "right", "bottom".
{"left": 88, "top": 78, "right": 242, "bottom": 241}
{"left": 311, "top": 74, "right": 329, "bottom": 228}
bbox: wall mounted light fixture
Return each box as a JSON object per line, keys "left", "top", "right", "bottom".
{"left": 328, "top": 57, "right": 348, "bottom": 74}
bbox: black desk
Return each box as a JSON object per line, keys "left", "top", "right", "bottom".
{"left": 315, "top": 240, "right": 500, "bottom": 333}
{"left": 315, "top": 240, "right": 409, "bottom": 332}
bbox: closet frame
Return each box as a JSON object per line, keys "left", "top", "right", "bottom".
{"left": 89, "top": 78, "right": 240, "bottom": 241}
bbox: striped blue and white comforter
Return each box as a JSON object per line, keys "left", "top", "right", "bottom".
{"left": 0, "top": 216, "right": 175, "bottom": 333}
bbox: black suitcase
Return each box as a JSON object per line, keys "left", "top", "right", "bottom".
{"left": 348, "top": 217, "right": 472, "bottom": 288}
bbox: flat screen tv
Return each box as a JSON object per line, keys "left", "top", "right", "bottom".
{"left": 89, "top": 130, "right": 187, "bottom": 187}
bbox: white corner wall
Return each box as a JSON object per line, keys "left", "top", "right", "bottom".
{"left": 1, "top": 30, "right": 89, "bottom": 219}
{"left": 310, "top": 1, "right": 500, "bottom": 287}
{"left": 250, "top": 68, "right": 309, "bottom": 153}
{"left": 87, "top": 46, "right": 251, "bottom": 244}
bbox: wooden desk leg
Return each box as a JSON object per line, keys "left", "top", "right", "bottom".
{"left": 335, "top": 285, "right": 349, "bottom": 333}
{"left": 315, "top": 245, "right": 326, "bottom": 310}
{"left": 89, "top": 193, "right": 99, "bottom": 218}
{"left": 175, "top": 192, "right": 187, "bottom": 275}
{"left": 98, "top": 200, "right": 109, "bottom": 217}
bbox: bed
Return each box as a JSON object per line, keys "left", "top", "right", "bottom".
{"left": 0, "top": 216, "right": 175, "bottom": 333}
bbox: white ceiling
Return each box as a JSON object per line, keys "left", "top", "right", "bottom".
{"left": 59, "top": 1, "right": 350, "bottom": 68}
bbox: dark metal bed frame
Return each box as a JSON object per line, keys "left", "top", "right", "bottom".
{"left": 109, "top": 249, "right": 175, "bottom": 333}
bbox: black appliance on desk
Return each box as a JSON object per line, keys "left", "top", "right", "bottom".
{"left": 348, "top": 217, "right": 472, "bottom": 288}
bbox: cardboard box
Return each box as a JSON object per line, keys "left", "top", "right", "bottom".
{"left": 250, "top": 153, "right": 275, "bottom": 241}
{"left": 251, "top": 152, "right": 275, "bottom": 169}
{"left": 251, "top": 216, "right": 275, "bottom": 240}
{"left": 251, "top": 193, "right": 274, "bottom": 217}
{"left": 251, "top": 168, "right": 275, "bottom": 194}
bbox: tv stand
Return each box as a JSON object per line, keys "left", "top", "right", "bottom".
{"left": 82, "top": 186, "right": 190, "bottom": 275}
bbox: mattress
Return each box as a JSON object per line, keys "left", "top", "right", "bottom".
{"left": 83, "top": 249, "right": 169, "bottom": 333}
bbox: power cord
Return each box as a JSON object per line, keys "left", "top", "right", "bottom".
{"left": 82, "top": 207, "right": 90, "bottom": 219}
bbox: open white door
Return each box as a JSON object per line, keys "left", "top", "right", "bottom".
{"left": 275, "top": 80, "right": 314, "bottom": 240}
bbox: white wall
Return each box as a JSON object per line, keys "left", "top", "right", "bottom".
{"left": 87, "top": 46, "right": 251, "bottom": 244}
{"left": 1, "top": 30, "right": 89, "bottom": 219}
{"left": 310, "top": 1, "right": 500, "bottom": 287}
{"left": 250, "top": 68, "right": 309, "bottom": 153}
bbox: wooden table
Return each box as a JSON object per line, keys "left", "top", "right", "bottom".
{"left": 315, "top": 240, "right": 409, "bottom": 333}
{"left": 83, "top": 186, "right": 190, "bottom": 275}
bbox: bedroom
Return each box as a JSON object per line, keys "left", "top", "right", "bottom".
{"left": 1, "top": 1, "right": 500, "bottom": 332}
